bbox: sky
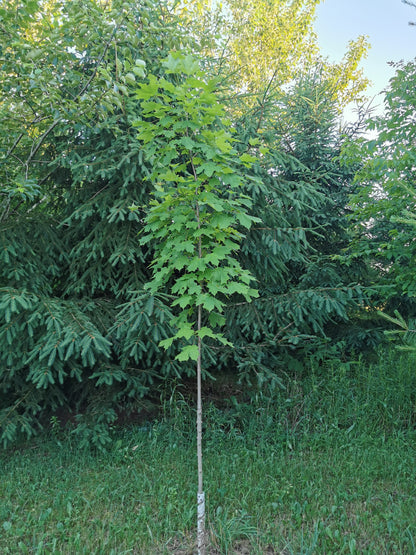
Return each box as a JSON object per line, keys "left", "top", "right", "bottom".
{"left": 314, "top": 0, "right": 416, "bottom": 120}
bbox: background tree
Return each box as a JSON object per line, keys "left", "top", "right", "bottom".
{"left": 209, "top": 68, "right": 369, "bottom": 382}
{"left": 176, "top": 0, "right": 369, "bottom": 110}
{"left": 344, "top": 58, "right": 416, "bottom": 318}
{"left": 0, "top": 0, "right": 372, "bottom": 446}
{"left": 0, "top": 0, "right": 186, "bottom": 446}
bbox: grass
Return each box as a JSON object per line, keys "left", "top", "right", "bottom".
{"left": 1, "top": 349, "right": 416, "bottom": 554}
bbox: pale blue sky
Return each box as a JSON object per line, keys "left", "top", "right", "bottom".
{"left": 314, "top": 0, "right": 416, "bottom": 117}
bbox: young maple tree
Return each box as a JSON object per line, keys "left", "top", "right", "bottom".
{"left": 133, "top": 52, "right": 260, "bottom": 553}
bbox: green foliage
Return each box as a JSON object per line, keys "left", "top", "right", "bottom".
{"left": 379, "top": 310, "right": 416, "bottom": 354}
{"left": 345, "top": 59, "right": 416, "bottom": 313}
{"left": 0, "top": 0, "right": 189, "bottom": 446}
{"left": 134, "top": 53, "right": 259, "bottom": 359}
{"left": 217, "top": 68, "right": 368, "bottom": 376}
{"left": 0, "top": 0, "right": 373, "bottom": 446}
{"left": 178, "top": 0, "right": 369, "bottom": 107}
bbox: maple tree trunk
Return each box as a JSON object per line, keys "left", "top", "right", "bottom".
{"left": 196, "top": 192, "right": 205, "bottom": 554}
{"left": 197, "top": 304, "right": 205, "bottom": 554}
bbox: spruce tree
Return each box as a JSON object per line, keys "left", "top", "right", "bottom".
{"left": 0, "top": 0, "right": 371, "bottom": 446}
{"left": 0, "top": 0, "right": 189, "bottom": 446}
{"left": 216, "top": 69, "right": 368, "bottom": 378}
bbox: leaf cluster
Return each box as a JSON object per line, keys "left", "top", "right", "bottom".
{"left": 135, "top": 53, "right": 260, "bottom": 360}
{"left": 345, "top": 59, "right": 416, "bottom": 307}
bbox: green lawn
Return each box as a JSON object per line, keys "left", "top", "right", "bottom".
{"left": 2, "top": 353, "right": 416, "bottom": 553}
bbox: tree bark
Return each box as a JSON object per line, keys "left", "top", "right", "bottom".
{"left": 196, "top": 195, "right": 205, "bottom": 553}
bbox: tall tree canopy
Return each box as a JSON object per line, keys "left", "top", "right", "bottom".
{"left": 0, "top": 0, "right": 370, "bottom": 445}
{"left": 176, "top": 0, "right": 369, "bottom": 109}
{"left": 345, "top": 58, "right": 416, "bottom": 316}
